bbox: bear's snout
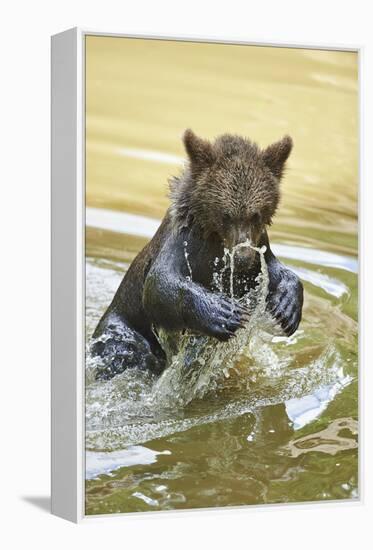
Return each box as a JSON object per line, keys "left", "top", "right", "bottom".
{"left": 224, "top": 226, "right": 252, "bottom": 250}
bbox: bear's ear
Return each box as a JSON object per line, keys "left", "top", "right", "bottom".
{"left": 183, "top": 129, "right": 215, "bottom": 168}
{"left": 262, "top": 135, "right": 293, "bottom": 179}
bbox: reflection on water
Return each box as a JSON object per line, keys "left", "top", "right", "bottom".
{"left": 85, "top": 36, "right": 358, "bottom": 515}
{"left": 86, "top": 447, "right": 171, "bottom": 480}
{"left": 285, "top": 418, "right": 358, "bottom": 457}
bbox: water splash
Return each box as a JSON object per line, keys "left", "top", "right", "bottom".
{"left": 85, "top": 345, "right": 349, "bottom": 451}
{"left": 151, "top": 240, "right": 276, "bottom": 406}
{"left": 183, "top": 240, "right": 193, "bottom": 280}
{"left": 223, "top": 239, "right": 266, "bottom": 299}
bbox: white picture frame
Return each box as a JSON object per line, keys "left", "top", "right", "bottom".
{"left": 51, "top": 27, "right": 361, "bottom": 523}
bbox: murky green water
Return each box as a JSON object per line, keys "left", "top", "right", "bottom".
{"left": 84, "top": 36, "right": 358, "bottom": 515}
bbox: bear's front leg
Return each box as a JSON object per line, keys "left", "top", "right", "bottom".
{"left": 143, "top": 230, "right": 251, "bottom": 342}
{"left": 143, "top": 267, "right": 250, "bottom": 342}
{"left": 265, "top": 253, "right": 304, "bottom": 336}
{"left": 181, "top": 283, "right": 251, "bottom": 341}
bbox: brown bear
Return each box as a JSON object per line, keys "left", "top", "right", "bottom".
{"left": 91, "top": 130, "right": 304, "bottom": 380}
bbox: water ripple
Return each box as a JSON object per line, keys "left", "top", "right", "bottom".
{"left": 86, "top": 207, "right": 358, "bottom": 273}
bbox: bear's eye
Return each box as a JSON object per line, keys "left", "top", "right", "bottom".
{"left": 222, "top": 213, "right": 232, "bottom": 226}
{"left": 251, "top": 212, "right": 261, "bottom": 226}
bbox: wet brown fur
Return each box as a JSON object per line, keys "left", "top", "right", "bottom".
{"left": 170, "top": 129, "right": 293, "bottom": 239}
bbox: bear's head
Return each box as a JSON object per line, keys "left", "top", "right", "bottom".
{"left": 170, "top": 129, "right": 293, "bottom": 260}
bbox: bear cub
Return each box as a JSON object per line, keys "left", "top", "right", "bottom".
{"left": 92, "top": 130, "right": 304, "bottom": 379}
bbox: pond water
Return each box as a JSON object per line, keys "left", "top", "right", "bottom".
{"left": 84, "top": 37, "right": 358, "bottom": 515}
